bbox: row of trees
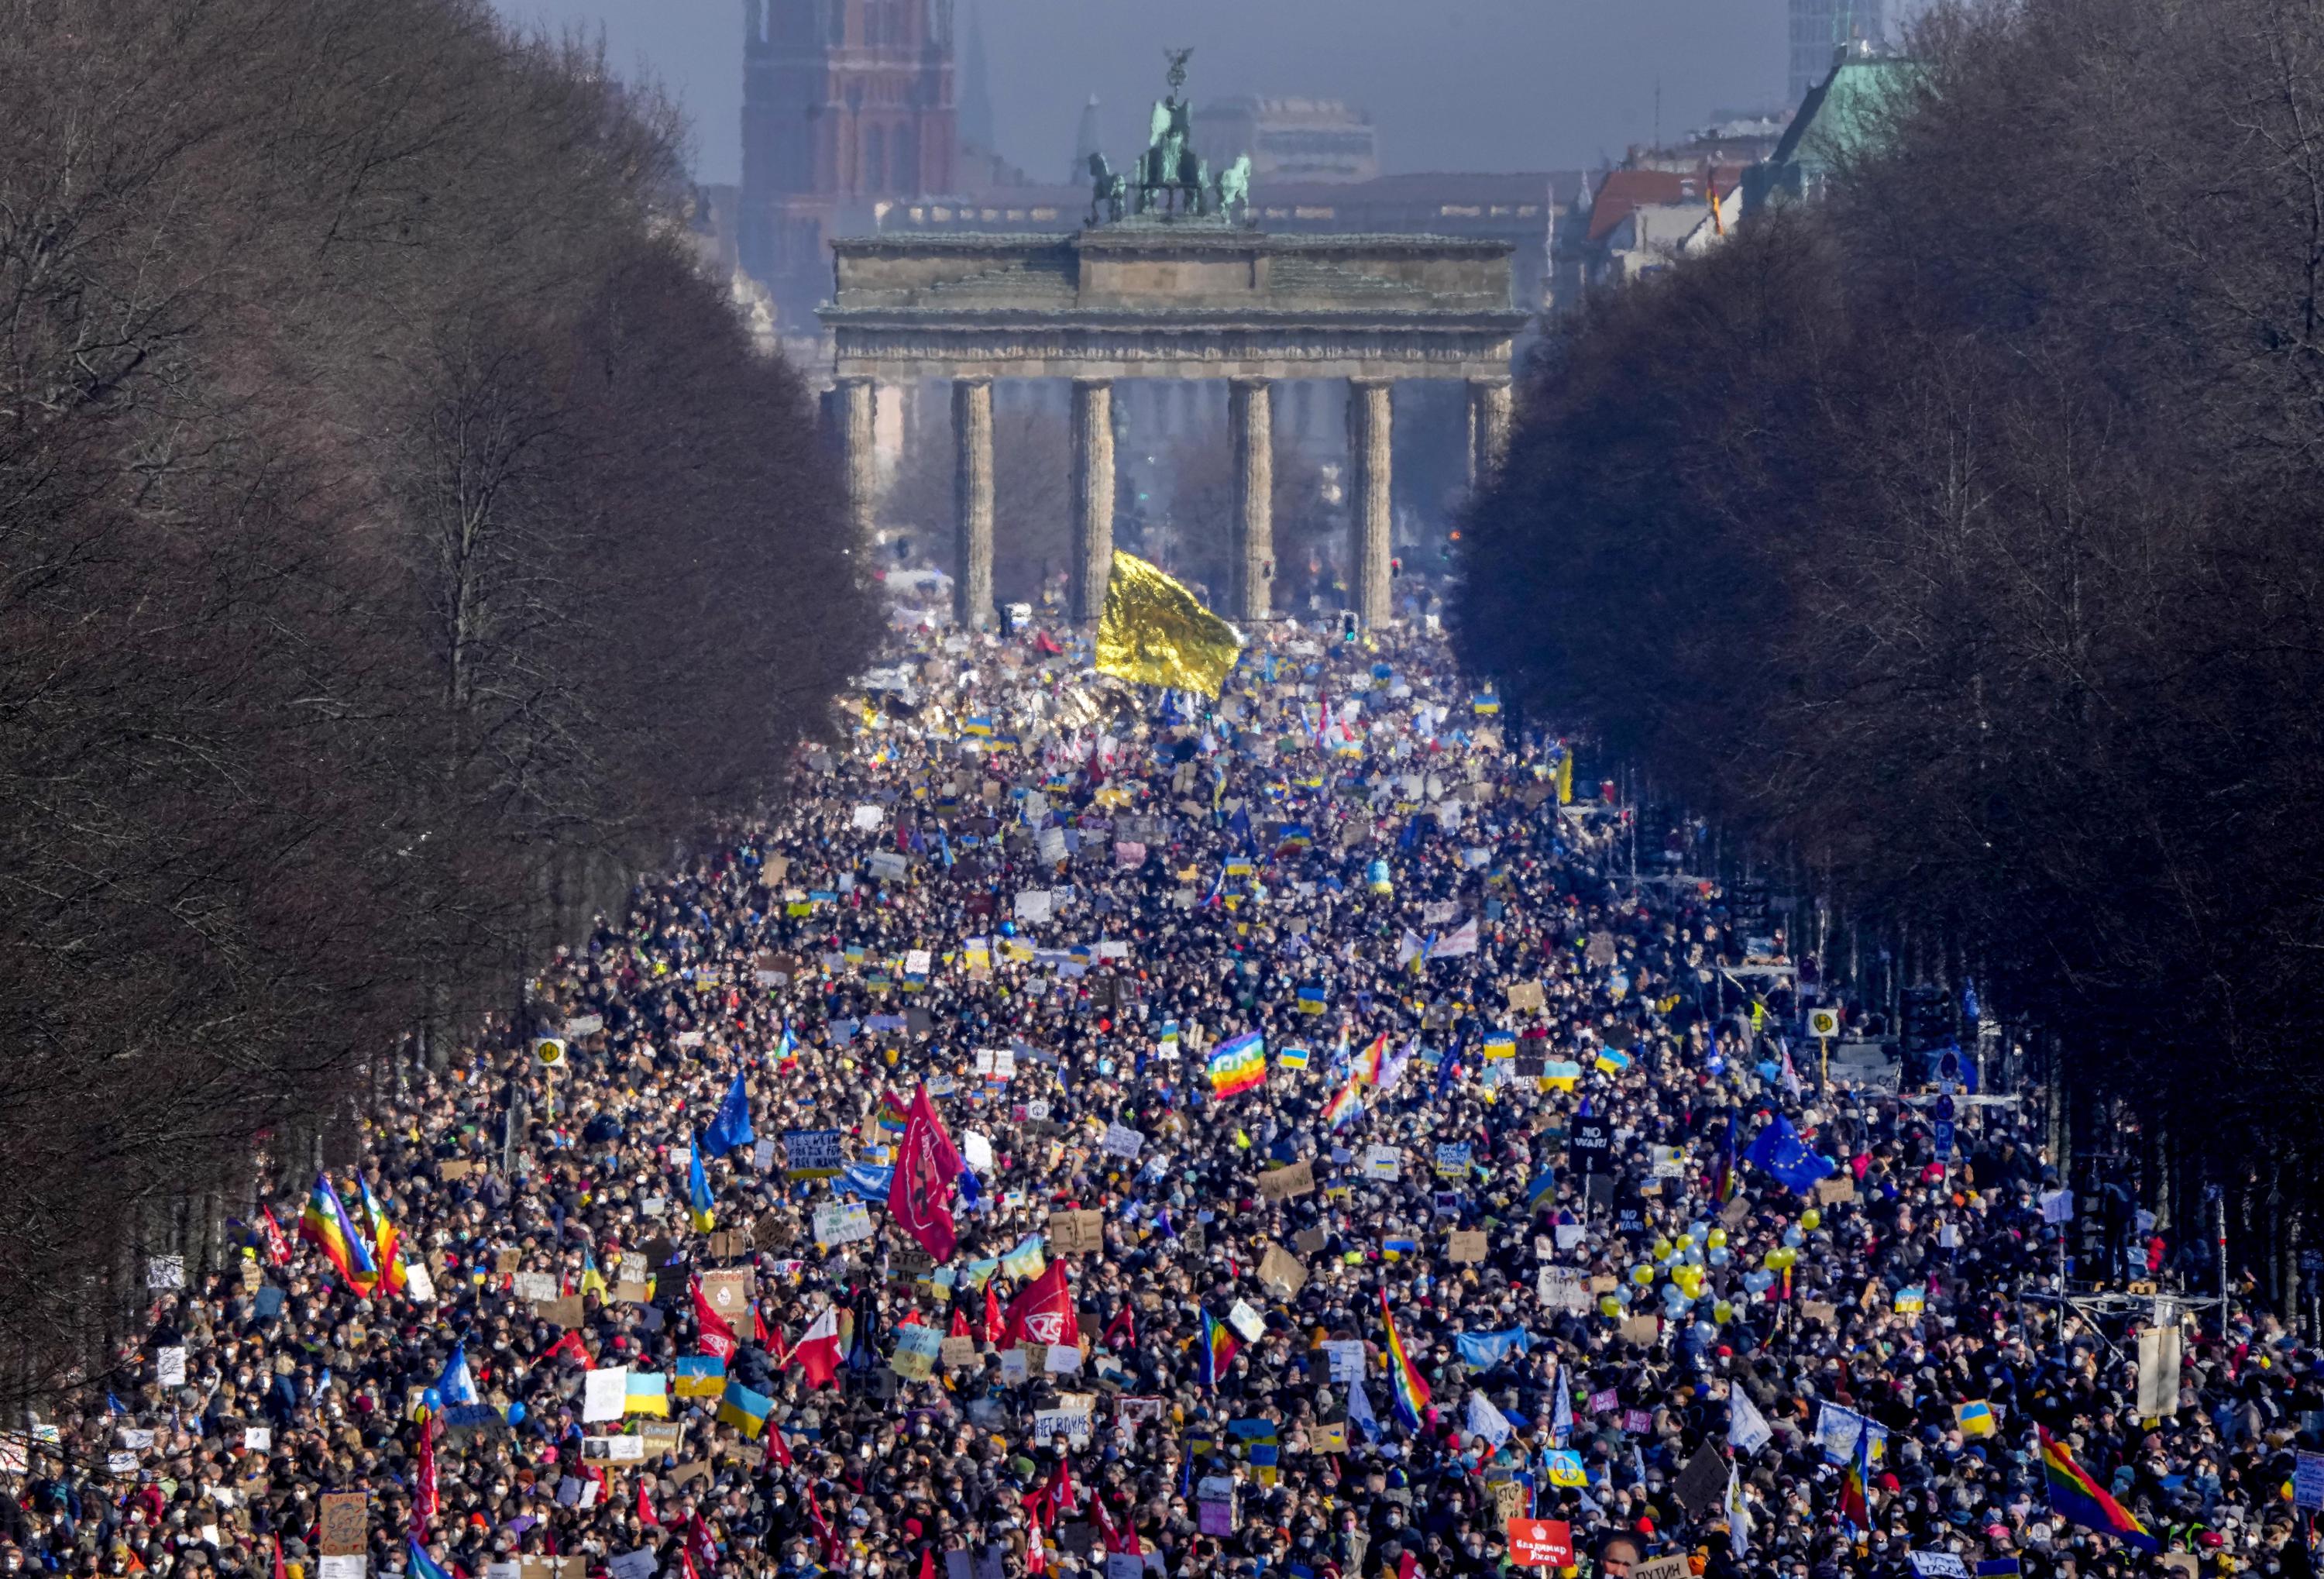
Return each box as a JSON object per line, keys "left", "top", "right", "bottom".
{"left": 1457, "top": 0, "right": 2324, "bottom": 1302}
{"left": 0, "top": 0, "right": 873, "bottom": 1402}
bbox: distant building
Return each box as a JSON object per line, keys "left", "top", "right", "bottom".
{"left": 1789, "top": 0, "right": 1885, "bottom": 105}
{"left": 737, "top": 0, "right": 962, "bottom": 338}
{"left": 1200, "top": 98, "right": 1380, "bottom": 184}
{"left": 1745, "top": 45, "right": 1917, "bottom": 213}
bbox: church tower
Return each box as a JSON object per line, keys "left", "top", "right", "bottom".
{"left": 739, "top": 0, "right": 958, "bottom": 333}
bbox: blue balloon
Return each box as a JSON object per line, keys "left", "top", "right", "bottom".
{"left": 506, "top": 1401, "right": 527, "bottom": 1426}
{"left": 1707, "top": 1246, "right": 1732, "bottom": 1268}
{"left": 421, "top": 1386, "right": 443, "bottom": 1412}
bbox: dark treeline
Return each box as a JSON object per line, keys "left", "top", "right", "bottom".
{"left": 1457, "top": 0, "right": 2324, "bottom": 1306}
{"left": 0, "top": 0, "right": 873, "bottom": 1401}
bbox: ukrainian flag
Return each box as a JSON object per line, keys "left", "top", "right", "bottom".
{"left": 624, "top": 1373, "right": 670, "bottom": 1416}
{"left": 674, "top": 1356, "right": 726, "bottom": 1398}
{"left": 717, "top": 1380, "right": 773, "bottom": 1439}
{"left": 1471, "top": 693, "right": 1501, "bottom": 715}
{"left": 1595, "top": 1047, "right": 1632, "bottom": 1075}
{"left": 1526, "top": 1169, "right": 1557, "bottom": 1216}
{"left": 1277, "top": 1045, "right": 1311, "bottom": 1070}
{"left": 1296, "top": 985, "right": 1328, "bottom": 1017}
{"left": 963, "top": 715, "right": 994, "bottom": 738}
{"left": 687, "top": 1139, "right": 716, "bottom": 1232}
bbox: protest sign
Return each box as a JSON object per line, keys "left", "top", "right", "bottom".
{"left": 1257, "top": 1159, "right": 1314, "bottom": 1201}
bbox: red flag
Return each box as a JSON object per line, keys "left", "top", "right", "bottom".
{"left": 751, "top": 1302, "right": 771, "bottom": 1347}
{"left": 638, "top": 1478, "right": 659, "bottom": 1527}
{"left": 259, "top": 1208, "right": 293, "bottom": 1266}
{"left": 981, "top": 1282, "right": 1003, "bottom": 1343}
{"left": 1102, "top": 1304, "right": 1136, "bottom": 1351}
{"left": 766, "top": 1421, "right": 793, "bottom": 1469}
{"left": 917, "top": 1552, "right": 935, "bottom": 1579}
{"left": 540, "top": 1328, "right": 590, "bottom": 1366}
{"left": 1003, "top": 1261, "right": 1079, "bottom": 1349}
{"left": 806, "top": 1486, "right": 844, "bottom": 1566}
{"left": 686, "top": 1515, "right": 719, "bottom": 1573}
{"left": 691, "top": 1278, "right": 737, "bottom": 1362}
{"left": 273, "top": 1538, "right": 287, "bottom": 1579}
{"left": 888, "top": 1083, "right": 964, "bottom": 1262}
{"left": 949, "top": 1309, "right": 972, "bottom": 1339}
{"left": 411, "top": 1419, "right": 439, "bottom": 1538}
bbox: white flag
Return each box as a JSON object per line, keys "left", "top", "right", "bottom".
{"left": 1346, "top": 1378, "right": 1380, "bottom": 1442}
{"left": 1428, "top": 918, "right": 1480, "bottom": 959}
{"left": 1395, "top": 930, "right": 1426, "bottom": 969}
{"left": 1728, "top": 1388, "right": 1772, "bottom": 1457}
{"left": 1726, "top": 1464, "right": 1752, "bottom": 1560}
{"left": 2039, "top": 1188, "right": 2075, "bottom": 1225}
{"left": 1466, "top": 1391, "right": 1513, "bottom": 1449}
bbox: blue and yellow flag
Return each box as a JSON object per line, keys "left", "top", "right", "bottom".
{"left": 687, "top": 1139, "right": 716, "bottom": 1232}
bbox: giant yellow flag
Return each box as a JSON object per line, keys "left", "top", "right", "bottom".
{"left": 1095, "top": 551, "right": 1243, "bottom": 697}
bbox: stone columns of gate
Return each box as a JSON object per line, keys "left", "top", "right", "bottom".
{"left": 1466, "top": 376, "right": 1513, "bottom": 490}
{"left": 1229, "top": 377, "right": 1274, "bottom": 624}
{"left": 952, "top": 377, "right": 995, "bottom": 630}
{"left": 1070, "top": 378, "right": 1116, "bottom": 623}
{"left": 837, "top": 376, "right": 878, "bottom": 543}
{"left": 1348, "top": 377, "right": 1394, "bottom": 628}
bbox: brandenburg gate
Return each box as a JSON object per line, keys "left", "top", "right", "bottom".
{"left": 817, "top": 57, "right": 1526, "bottom": 631}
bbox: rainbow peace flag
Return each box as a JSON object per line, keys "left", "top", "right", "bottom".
{"left": 2040, "top": 1427, "right": 2157, "bottom": 1551}
{"left": 356, "top": 1177, "right": 408, "bottom": 1298}
{"left": 1198, "top": 1310, "right": 1239, "bottom": 1389}
{"left": 1356, "top": 1032, "right": 1389, "bottom": 1086}
{"left": 877, "top": 1090, "right": 911, "bottom": 1133}
{"left": 1207, "top": 1032, "right": 1267, "bottom": 1099}
{"left": 297, "top": 1173, "right": 379, "bottom": 1295}
{"left": 1380, "top": 1287, "right": 1431, "bottom": 1429}
{"left": 1322, "top": 1073, "right": 1364, "bottom": 1130}
{"left": 408, "top": 1538, "right": 454, "bottom": 1579}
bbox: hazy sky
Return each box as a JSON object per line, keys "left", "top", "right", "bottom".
{"left": 492, "top": 0, "right": 1793, "bottom": 187}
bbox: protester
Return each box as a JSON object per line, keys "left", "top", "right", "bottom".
{"left": 5, "top": 618, "right": 2309, "bottom": 1579}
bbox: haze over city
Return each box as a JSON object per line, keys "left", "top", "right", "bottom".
{"left": 16, "top": 4, "right": 2324, "bottom": 1579}
{"left": 491, "top": 0, "right": 1795, "bottom": 184}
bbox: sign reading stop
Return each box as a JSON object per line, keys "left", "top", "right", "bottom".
{"left": 1506, "top": 1519, "right": 1573, "bottom": 1567}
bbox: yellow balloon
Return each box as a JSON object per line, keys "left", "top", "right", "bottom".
{"left": 1631, "top": 1264, "right": 1655, "bottom": 1285}
{"left": 1651, "top": 1237, "right": 1673, "bottom": 1261}
{"left": 1769, "top": 1246, "right": 1797, "bottom": 1271}
{"left": 1800, "top": 1208, "right": 1822, "bottom": 1231}
{"left": 1707, "top": 1228, "right": 1728, "bottom": 1249}
{"left": 1599, "top": 1295, "right": 1624, "bottom": 1318}
{"left": 1714, "top": 1300, "right": 1735, "bottom": 1324}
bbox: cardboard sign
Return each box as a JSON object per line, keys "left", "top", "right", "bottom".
{"left": 1618, "top": 1315, "right": 1661, "bottom": 1347}
{"left": 1294, "top": 1226, "right": 1329, "bottom": 1257}
{"left": 1048, "top": 1210, "right": 1105, "bottom": 1254}
{"left": 1257, "top": 1244, "right": 1308, "bottom": 1299}
{"left": 940, "top": 1336, "right": 980, "bottom": 1371}
{"left": 1813, "top": 1175, "right": 1858, "bottom": 1206}
{"left": 1507, "top": 981, "right": 1546, "bottom": 1012}
{"left": 698, "top": 1269, "right": 751, "bottom": 1321}
{"left": 1505, "top": 1519, "right": 1573, "bottom": 1568}
{"left": 1630, "top": 1559, "right": 1690, "bottom": 1579}
{"left": 318, "top": 1494, "right": 367, "bottom": 1555}
{"left": 1673, "top": 1445, "right": 1728, "bottom": 1515}
{"left": 532, "top": 1296, "right": 585, "bottom": 1329}
{"left": 1311, "top": 1420, "right": 1349, "bottom": 1453}
{"left": 1448, "top": 1230, "right": 1488, "bottom": 1264}
{"left": 1257, "top": 1160, "right": 1315, "bottom": 1201}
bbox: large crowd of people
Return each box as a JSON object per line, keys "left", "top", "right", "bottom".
{"left": 6, "top": 618, "right": 2318, "bottom": 1579}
